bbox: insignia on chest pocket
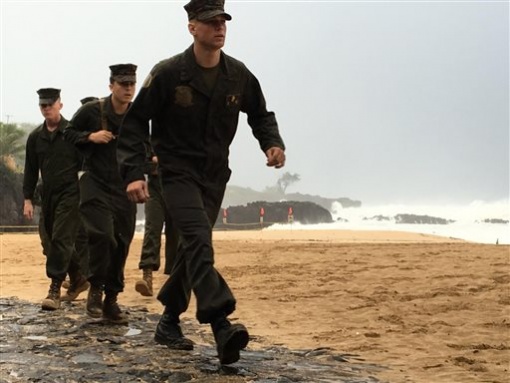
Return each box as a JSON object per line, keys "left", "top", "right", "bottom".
{"left": 226, "top": 94, "right": 240, "bottom": 107}
{"left": 174, "top": 86, "right": 194, "bottom": 107}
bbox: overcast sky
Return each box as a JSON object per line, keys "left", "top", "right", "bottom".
{"left": 1, "top": 0, "right": 508, "bottom": 205}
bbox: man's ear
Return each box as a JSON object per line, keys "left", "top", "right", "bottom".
{"left": 188, "top": 22, "right": 196, "bottom": 36}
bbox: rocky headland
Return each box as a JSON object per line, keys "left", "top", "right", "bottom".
{"left": 215, "top": 200, "right": 333, "bottom": 229}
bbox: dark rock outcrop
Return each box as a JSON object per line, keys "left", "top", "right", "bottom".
{"left": 215, "top": 201, "right": 333, "bottom": 229}
{"left": 481, "top": 218, "right": 509, "bottom": 224}
{"left": 395, "top": 214, "right": 455, "bottom": 225}
{"left": 363, "top": 215, "right": 391, "bottom": 221}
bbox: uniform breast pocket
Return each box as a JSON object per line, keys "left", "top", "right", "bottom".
{"left": 174, "top": 86, "right": 194, "bottom": 108}
{"left": 225, "top": 94, "right": 242, "bottom": 113}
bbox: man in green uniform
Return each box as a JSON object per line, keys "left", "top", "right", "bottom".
{"left": 60, "top": 96, "right": 100, "bottom": 301}
{"left": 65, "top": 65, "right": 137, "bottom": 324}
{"left": 23, "top": 88, "right": 86, "bottom": 310}
{"left": 117, "top": 0, "right": 286, "bottom": 364}
{"left": 135, "top": 143, "right": 178, "bottom": 297}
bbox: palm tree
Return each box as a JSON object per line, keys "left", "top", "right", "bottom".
{"left": 277, "top": 172, "right": 301, "bottom": 194}
{"left": 0, "top": 123, "right": 26, "bottom": 171}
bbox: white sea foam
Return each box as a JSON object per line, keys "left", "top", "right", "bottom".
{"left": 268, "top": 199, "right": 510, "bottom": 245}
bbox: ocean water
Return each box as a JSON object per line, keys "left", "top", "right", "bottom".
{"left": 268, "top": 200, "right": 510, "bottom": 245}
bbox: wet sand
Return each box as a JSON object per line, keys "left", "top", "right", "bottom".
{"left": 0, "top": 231, "right": 508, "bottom": 382}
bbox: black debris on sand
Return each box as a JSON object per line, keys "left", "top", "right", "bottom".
{"left": 0, "top": 298, "right": 386, "bottom": 383}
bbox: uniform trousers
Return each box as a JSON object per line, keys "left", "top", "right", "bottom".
{"left": 79, "top": 173, "right": 136, "bottom": 294}
{"left": 157, "top": 171, "right": 236, "bottom": 324}
{"left": 139, "top": 174, "right": 178, "bottom": 274}
{"left": 39, "top": 212, "right": 89, "bottom": 279}
{"left": 40, "top": 186, "right": 81, "bottom": 281}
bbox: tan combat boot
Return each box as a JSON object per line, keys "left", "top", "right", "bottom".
{"left": 102, "top": 291, "right": 129, "bottom": 325}
{"left": 62, "top": 273, "right": 90, "bottom": 302}
{"left": 134, "top": 268, "right": 153, "bottom": 297}
{"left": 42, "top": 279, "right": 62, "bottom": 310}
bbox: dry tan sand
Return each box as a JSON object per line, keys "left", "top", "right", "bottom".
{"left": 0, "top": 230, "right": 508, "bottom": 383}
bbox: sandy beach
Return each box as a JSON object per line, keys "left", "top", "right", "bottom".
{"left": 0, "top": 230, "right": 508, "bottom": 383}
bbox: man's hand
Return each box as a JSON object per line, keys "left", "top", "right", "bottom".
{"left": 150, "top": 156, "right": 159, "bottom": 175}
{"left": 88, "top": 131, "right": 115, "bottom": 144}
{"left": 265, "top": 147, "right": 286, "bottom": 169}
{"left": 23, "top": 199, "right": 34, "bottom": 221}
{"left": 126, "top": 180, "right": 150, "bottom": 203}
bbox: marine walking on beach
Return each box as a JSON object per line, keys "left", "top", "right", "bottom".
{"left": 65, "top": 65, "right": 138, "bottom": 324}
{"left": 23, "top": 88, "right": 88, "bottom": 310}
{"left": 117, "top": 0, "right": 286, "bottom": 364}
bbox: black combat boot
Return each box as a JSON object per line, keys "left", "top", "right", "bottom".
{"left": 61, "top": 272, "right": 90, "bottom": 302}
{"left": 42, "top": 279, "right": 62, "bottom": 310}
{"left": 211, "top": 316, "right": 249, "bottom": 365}
{"left": 154, "top": 307, "right": 194, "bottom": 350}
{"left": 86, "top": 285, "right": 103, "bottom": 318}
{"left": 102, "top": 291, "right": 129, "bottom": 325}
{"left": 135, "top": 268, "right": 153, "bottom": 297}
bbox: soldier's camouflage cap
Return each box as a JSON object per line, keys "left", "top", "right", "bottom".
{"left": 184, "top": 0, "right": 232, "bottom": 21}
{"left": 37, "top": 88, "right": 61, "bottom": 105}
{"left": 80, "top": 96, "right": 99, "bottom": 105}
{"left": 109, "top": 63, "right": 137, "bottom": 83}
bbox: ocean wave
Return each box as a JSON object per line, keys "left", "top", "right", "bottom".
{"left": 268, "top": 199, "right": 509, "bottom": 245}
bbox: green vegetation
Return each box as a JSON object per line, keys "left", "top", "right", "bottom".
{"left": 0, "top": 122, "right": 27, "bottom": 171}
{"left": 0, "top": 122, "right": 30, "bottom": 225}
